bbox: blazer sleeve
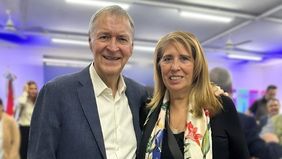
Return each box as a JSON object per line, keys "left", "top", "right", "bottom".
{"left": 211, "top": 95, "right": 250, "bottom": 159}
{"left": 28, "top": 83, "right": 62, "bottom": 159}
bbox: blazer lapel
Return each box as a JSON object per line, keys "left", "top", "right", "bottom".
{"left": 139, "top": 103, "right": 162, "bottom": 158}
{"left": 125, "top": 81, "right": 142, "bottom": 149}
{"left": 77, "top": 66, "right": 106, "bottom": 159}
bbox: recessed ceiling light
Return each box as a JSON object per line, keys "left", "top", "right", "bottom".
{"left": 180, "top": 11, "right": 233, "bottom": 23}
{"left": 65, "top": 0, "right": 130, "bottom": 10}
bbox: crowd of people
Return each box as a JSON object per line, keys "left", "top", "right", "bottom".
{"left": 0, "top": 4, "right": 281, "bottom": 159}
{"left": 210, "top": 67, "right": 282, "bottom": 158}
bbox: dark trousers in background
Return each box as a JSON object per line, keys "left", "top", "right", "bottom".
{"left": 20, "top": 125, "right": 30, "bottom": 159}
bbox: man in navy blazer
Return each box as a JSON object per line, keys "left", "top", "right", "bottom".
{"left": 28, "top": 5, "right": 148, "bottom": 159}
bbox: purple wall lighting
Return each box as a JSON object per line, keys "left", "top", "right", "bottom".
{"left": 234, "top": 89, "right": 265, "bottom": 113}
{"left": 0, "top": 32, "right": 51, "bottom": 45}
{"left": 249, "top": 90, "right": 260, "bottom": 108}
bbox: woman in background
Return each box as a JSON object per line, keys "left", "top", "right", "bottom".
{"left": 138, "top": 31, "right": 249, "bottom": 159}
{"left": 15, "top": 81, "right": 38, "bottom": 159}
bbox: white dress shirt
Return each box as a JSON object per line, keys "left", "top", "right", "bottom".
{"left": 16, "top": 96, "right": 34, "bottom": 126}
{"left": 89, "top": 65, "right": 137, "bottom": 159}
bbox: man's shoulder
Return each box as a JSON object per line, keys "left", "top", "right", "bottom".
{"left": 46, "top": 67, "right": 88, "bottom": 87}
{"left": 255, "top": 97, "right": 266, "bottom": 104}
{"left": 123, "top": 76, "right": 145, "bottom": 89}
{"left": 123, "top": 76, "right": 148, "bottom": 101}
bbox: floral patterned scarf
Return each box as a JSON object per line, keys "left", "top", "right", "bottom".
{"left": 144, "top": 92, "right": 212, "bottom": 159}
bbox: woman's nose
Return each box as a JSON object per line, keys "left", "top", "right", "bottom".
{"left": 171, "top": 59, "right": 180, "bottom": 71}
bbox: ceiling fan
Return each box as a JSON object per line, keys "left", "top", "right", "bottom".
{"left": 224, "top": 35, "right": 252, "bottom": 51}
{"left": 0, "top": 9, "right": 48, "bottom": 44}
{"left": 221, "top": 36, "right": 263, "bottom": 61}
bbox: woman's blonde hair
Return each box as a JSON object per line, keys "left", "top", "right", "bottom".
{"left": 148, "top": 31, "right": 222, "bottom": 117}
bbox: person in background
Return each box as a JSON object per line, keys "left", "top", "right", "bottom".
{"left": 249, "top": 85, "right": 278, "bottom": 121}
{"left": 0, "top": 97, "right": 20, "bottom": 159}
{"left": 259, "top": 98, "right": 280, "bottom": 131}
{"left": 28, "top": 5, "right": 149, "bottom": 159}
{"left": 271, "top": 114, "right": 282, "bottom": 145}
{"left": 260, "top": 99, "right": 282, "bottom": 145}
{"left": 209, "top": 67, "right": 282, "bottom": 159}
{"left": 138, "top": 32, "right": 249, "bottom": 159}
{"left": 14, "top": 81, "right": 38, "bottom": 159}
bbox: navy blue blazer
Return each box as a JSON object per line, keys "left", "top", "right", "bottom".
{"left": 28, "top": 66, "right": 148, "bottom": 159}
{"left": 138, "top": 95, "right": 250, "bottom": 159}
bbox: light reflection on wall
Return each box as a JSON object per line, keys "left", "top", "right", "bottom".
{"left": 233, "top": 89, "right": 265, "bottom": 113}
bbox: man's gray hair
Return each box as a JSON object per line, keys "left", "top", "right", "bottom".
{"left": 88, "top": 5, "right": 135, "bottom": 36}
{"left": 209, "top": 67, "right": 232, "bottom": 94}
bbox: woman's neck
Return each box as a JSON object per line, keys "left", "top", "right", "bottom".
{"left": 170, "top": 94, "right": 189, "bottom": 110}
{"left": 169, "top": 97, "right": 189, "bottom": 133}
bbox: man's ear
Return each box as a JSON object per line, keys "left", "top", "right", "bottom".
{"left": 89, "top": 37, "right": 92, "bottom": 51}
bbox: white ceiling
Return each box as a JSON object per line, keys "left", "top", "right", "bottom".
{"left": 1, "top": 0, "right": 282, "bottom": 64}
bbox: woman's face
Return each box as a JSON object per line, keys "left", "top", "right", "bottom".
{"left": 159, "top": 42, "right": 194, "bottom": 94}
{"left": 28, "top": 84, "right": 38, "bottom": 99}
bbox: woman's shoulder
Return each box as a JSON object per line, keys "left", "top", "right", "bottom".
{"left": 3, "top": 113, "right": 17, "bottom": 126}
{"left": 140, "top": 101, "right": 162, "bottom": 130}
{"left": 211, "top": 95, "right": 237, "bottom": 121}
{"left": 219, "top": 95, "right": 236, "bottom": 112}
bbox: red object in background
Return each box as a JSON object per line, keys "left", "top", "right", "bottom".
{"left": 6, "top": 79, "right": 14, "bottom": 116}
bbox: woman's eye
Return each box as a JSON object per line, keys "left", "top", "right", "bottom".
{"left": 180, "top": 55, "right": 191, "bottom": 62}
{"left": 162, "top": 57, "right": 173, "bottom": 63}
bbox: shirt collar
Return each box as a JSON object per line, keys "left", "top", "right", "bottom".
{"left": 89, "top": 63, "right": 126, "bottom": 97}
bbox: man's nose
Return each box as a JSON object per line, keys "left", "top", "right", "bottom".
{"left": 107, "top": 38, "right": 119, "bottom": 52}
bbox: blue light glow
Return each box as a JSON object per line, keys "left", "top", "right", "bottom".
{"left": 0, "top": 32, "right": 50, "bottom": 45}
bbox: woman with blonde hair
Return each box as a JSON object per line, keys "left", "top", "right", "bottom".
{"left": 138, "top": 31, "right": 249, "bottom": 159}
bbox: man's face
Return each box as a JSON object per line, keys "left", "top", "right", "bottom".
{"left": 266, "top": 88, "right": 277, "bottom": 100}
{"left": 89, "top": 13, "right": 133, "bottom": 79}
{"left": 267, "top": 100, "right": 280, "bottom": 116}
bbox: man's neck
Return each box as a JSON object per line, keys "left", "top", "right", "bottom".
{"left": 104, "top": 76, "right": 120, "bottom": 97}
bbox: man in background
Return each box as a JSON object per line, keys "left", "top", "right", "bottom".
{"left": 249, "top": 85, "right": 278, "bottom": 121}
{"left": 210, "top": 67, "right": 282, "bottom": 159}
{"left": 259, "top": 98, "right": 281, "bottom": 131}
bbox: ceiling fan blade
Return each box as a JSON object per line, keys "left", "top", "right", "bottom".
{"left": 234, "top": 40, "right": 252, "bottom": 46}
